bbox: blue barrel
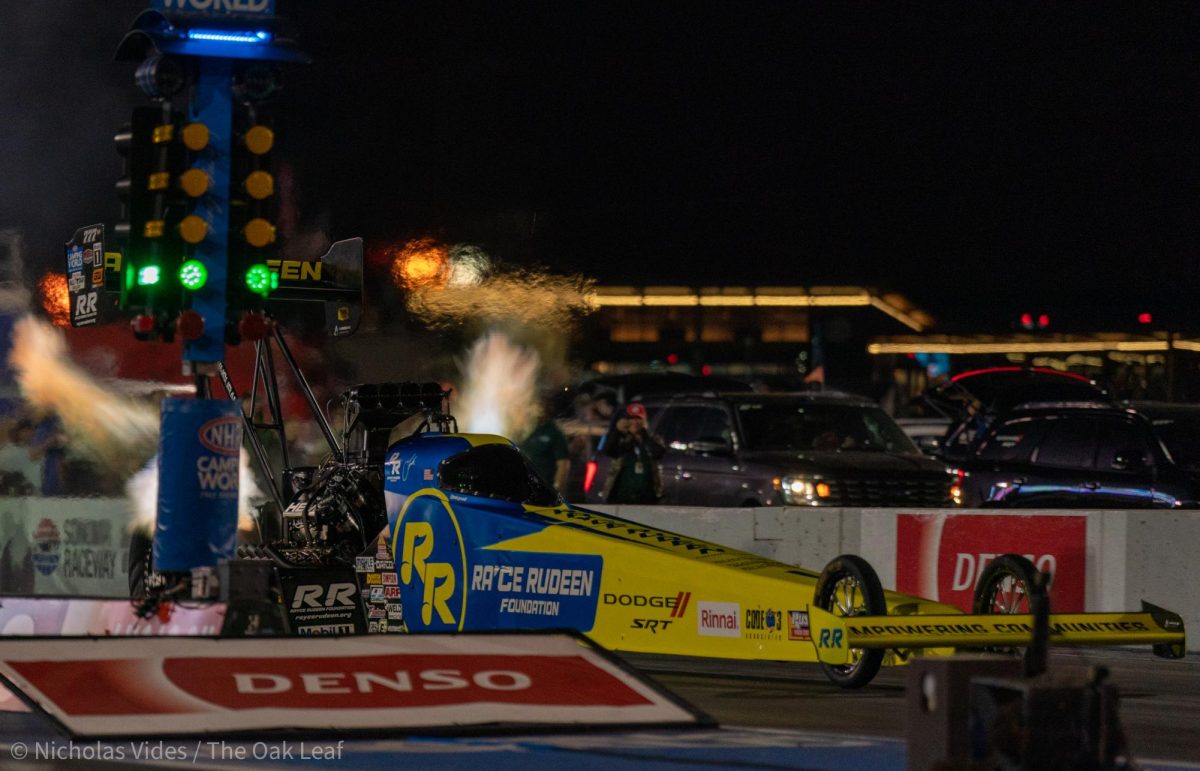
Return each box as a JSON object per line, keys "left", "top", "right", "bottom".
{"left": 153, "top": 398, "right": 242, "bottom": 571}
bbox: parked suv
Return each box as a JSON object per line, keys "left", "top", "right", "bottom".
{"left": 587, "top": 391, "right": 957, "bottom": 507}
{"left": 957, "top": 402, "right": 1200, "bottom": 508}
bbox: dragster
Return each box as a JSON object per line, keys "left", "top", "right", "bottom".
{"left": 125, "top": 244, "right": 1184, "bottom": 690}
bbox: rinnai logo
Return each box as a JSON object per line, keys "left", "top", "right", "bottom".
{"left": 292, "top": 583, "right": 357, "bottom": 609}
{"left": 951, "top": 553, "right": 1057, "bottom": 592}
{"left": 198, "top": 416, "right": 241, "bottom": 456}
{"left": 697, "top": 601, "right": 740, "bottom": 637}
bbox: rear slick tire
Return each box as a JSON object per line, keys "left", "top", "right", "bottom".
{"left": 972, "top": 553, "right": 1041, "bottom": 656}
{"left": 972, "top": 554, "right": 1040, "bottom": 616}
{"left": 814, "top": 554, "right": 887, "bottom": 689}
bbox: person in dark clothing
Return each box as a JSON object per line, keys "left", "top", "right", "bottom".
{"left": 520, "top": 401, "right": 571, "bottom": 494}
{"left": 602, "top": 403, "right": 666, "bottom": 504}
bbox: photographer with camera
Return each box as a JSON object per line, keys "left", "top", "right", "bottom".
{"left": 602, "top": 403, "right": 666, "bottom": 504}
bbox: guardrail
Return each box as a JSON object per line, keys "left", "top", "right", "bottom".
{"left": 590, "top": 504, "right": 1200, "bottom": 648}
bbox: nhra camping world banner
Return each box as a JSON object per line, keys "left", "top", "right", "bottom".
{"left": 0, "top": 634, "right": 703, "bottom": 737}
{"left": 155, "top": 398, "right": 242, "bottom": 572}
{"left": 895, "top": 512, "right": 1087, "bottom": 612}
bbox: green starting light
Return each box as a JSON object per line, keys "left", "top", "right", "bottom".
{"left": 245, "top": 263, "right": 272, "bottom": 297}
{"left": 179, "top": 259, "right": 208, "bottom": 290}
{"left": 137, "top": 265, "right": 161, "bottom": 286}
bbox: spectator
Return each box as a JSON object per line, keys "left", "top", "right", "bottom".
{"left": 602, "top": 403, "right": 665, "bottom": 504}
{"left": 520, "top": 399, "right": 570, "bottom": 494}
{"left": 30, "top": 417, "right": 67, "bottom": 496}
{"left": 0, "top": 419, "right": 40, "bottom": 496}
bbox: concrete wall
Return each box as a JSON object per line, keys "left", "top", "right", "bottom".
{"left": 592, "top": 504, "right": 1200, "bottom": 649}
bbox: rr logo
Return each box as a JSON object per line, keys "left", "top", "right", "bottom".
{"left": 400, "top": 521, "right": 456, "bottom": 625}
{"left": 818, "top": 628, "right": 844, "bottom": 648}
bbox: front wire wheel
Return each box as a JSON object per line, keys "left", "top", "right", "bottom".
{"left": 972, "top": 553, "right": 1040, "bottom": 655}
{"left": 814, "top": 554, "right": 887, "bottom": 688}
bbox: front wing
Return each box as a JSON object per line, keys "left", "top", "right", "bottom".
{"left": 808, "top": 601, "right": 1187, "bottom": 666}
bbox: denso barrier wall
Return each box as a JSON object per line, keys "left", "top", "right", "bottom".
{"left": 591, "top": 505, "right": 1200, "bottom": 650}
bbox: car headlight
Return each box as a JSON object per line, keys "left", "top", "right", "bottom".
{"left": 774, "top": 475, "right": 833, "bottom": 505}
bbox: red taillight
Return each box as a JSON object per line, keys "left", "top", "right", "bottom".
{"left": 583, "top": 461, "right": 598, "bottom": 493}
{"left": 956, "top": 468, "right": 966, "bottom": 485}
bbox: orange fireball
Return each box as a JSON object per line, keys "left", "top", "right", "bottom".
{"left": 390, "top": 237, "right": 449, "bottom": 290}
{"left": 38, "top": 273, "right": 70, "bottom": 327}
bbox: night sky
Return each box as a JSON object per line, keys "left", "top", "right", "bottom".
{"left": 4, "top": 2, "right": 1199, "bottom": 331}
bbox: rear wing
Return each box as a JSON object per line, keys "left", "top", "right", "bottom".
{"left": 808, "top": 601, "right": 1186, "bottom": 665}
{"left": 267, "top": 237, "right": 364, "bottom": 337}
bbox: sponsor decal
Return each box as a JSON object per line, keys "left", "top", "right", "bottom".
{"left": 787, "top": 610, "right": 810, "bottom": 642}
{"left": 91, "top": 267, "right": 105, "bottom": 284}
{"left": 603, "top": 591, "right": 690, "bottom": 618}
{"left": 291, "top": 583, "right": 356, "bottom": 610}
{"left": 385, "top": 452, "right": 417, "bottom": 481}
{"left": 395, "top": 492, "right": 467, "bottom": 632}
{"left": 387, "top": 607, "right": 403, "bottom": 620}
{"left": 743, "top": 607, "right": 783, "bottom": 640}
{"left": 296, "top": 624, "right": 355, "bottom": 636}
{"left": 375, "top": 559, "right": 394, "bottom": 570}
{"left": 198, "top": 416, "right": 241, "bottom": 456}
{"left": 631, "top": 619, "right": 673, "bottom": 633}
{"left": 423, "top": 468, "right": 434, "bottom": 481}
{"left": 31, "top": 519, "right": 61, "bottom": 577}
{"left": 697, "top": 601, "right": 740, "bottom": 637}
{"left": 384, "top": 586, "right": 400, "bottom": 599}
{"left": 381, "top": 572, "right": 398, "bottom": 586}
{"left": 468, "top": 554, "right": 602, "bottom": 629}
{"left": 368, "top": 621, "right": 380, "bottom": 633}
{"left": 73, "top": 291, "right": 98, "bottom": 321}
{"left": 896, "top": 513, "right": 1086, "bottom": 612}
{"left": 368, "top": 607, "right": 386, "bottom": 619}
{"left": 279, "top": 571, "right": 365, "bottom": 634}
{"left": 67, "top": 246, "right": 83, "bottom": 270}
{"left": 365, "top": 573, "right": 382, "bottom": 585}
{"left": 355, "top": 557, "right": 375, "bottom": 572}
{"left": 369, "top": 587, "right": 384, "bottom": 600}
{"left": 194, "top": 416, "right": 241, "bottom": 497}
{"left": 267, "top": 257, "right": 323, "bottom": 281}
{"left": 0, "top": 636, "right": 698, "bottom": 735}
{"left": 817, "top": 628, "right": 844, "bottom": 649}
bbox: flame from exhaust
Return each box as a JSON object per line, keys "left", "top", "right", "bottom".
{"left": 408, "top": 267, "right": 593, "bottom": 329}
{"left": 10, "top": 315, "right": 261, "bottom": 533}
{"left": 9, "top": 316, "right": 158, "bottom": 468}
{"left": 389, "top": 236, "right": 449, "bottom": 290}
{"left": 455, "top": 331, "right": 542, "bottom": 438}
{"left": 37, "top": 273, "right": 70, "bottom": 328}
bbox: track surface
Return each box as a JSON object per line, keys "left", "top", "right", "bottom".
{"left": 622, "top": 647, "right": 1200, "bottom": 764}
{"left": 2, "top": 648, "right": 1196, "bottom": 768}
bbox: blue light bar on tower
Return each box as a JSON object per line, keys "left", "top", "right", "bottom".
{"left": 185, "top": 29, "right": 272, "bottom": 44}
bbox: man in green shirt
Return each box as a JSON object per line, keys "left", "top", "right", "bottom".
{"left": 521, "top": 406, "right": 570, "bottom": 494}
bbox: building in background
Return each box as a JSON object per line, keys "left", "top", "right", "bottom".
{"left": 578, "top": 286, "right": 933, "bottom": 401}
